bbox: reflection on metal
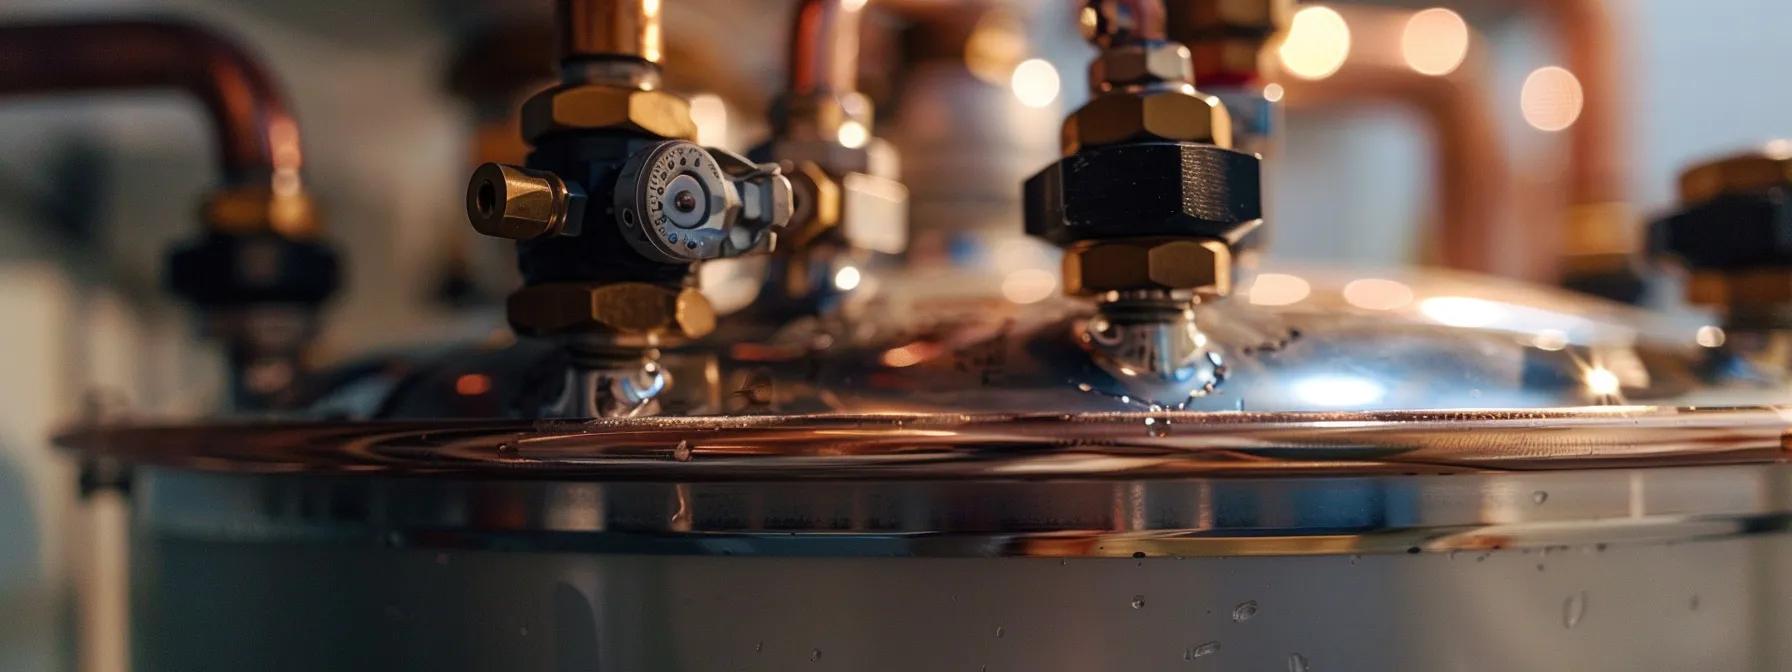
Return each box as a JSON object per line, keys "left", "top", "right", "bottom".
{"left": 1077, "top": 300, "right": 1224, "bottom": 408}
{"left": 56, "top": 406, "right": 1792, "bottom": 480}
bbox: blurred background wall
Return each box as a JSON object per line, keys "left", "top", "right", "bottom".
{"left": 0, "top": 0, "right": 1790, "bottom": 669}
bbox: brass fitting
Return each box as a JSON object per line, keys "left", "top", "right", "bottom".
{"left": 520, "top": 84, "right": 696, "bottom": 144}
{"left": 1061, "top": 237, "right": 1232, "bottom": 297}
{"left": 1089, "top": 41, "right": 1194, "bottom": 91}
{"left": 561, "top": 0, "right": 662, "bottom": 64}
{"left": 1062, "top": 85, "right": 1233, "bottom": 155}
{"left": 203, "top": 185, "right": 319, "bottom": 239}
{"left": 507, "top": 282, "right": 717, "bottom": 340}
{"left": 783, "top": 161, "right": 844, "bottom": 249}
{"left": 467, "top": 163, "right": 583, "bottom": 240}
{"left": 1679, "top": 150, "right": 1792, "bottom": 204}
{"left": 1686, "top": 270, "right": 1792, "bottom": 308}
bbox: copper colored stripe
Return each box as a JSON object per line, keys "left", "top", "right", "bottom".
{"left": 560, "top": 0, "right": 662, "bottom": 64}
{"left": 789, "top": 0, "right": 865, "bottom": 96}
{"left": 0, "top": 20, "right": 302, "bottom": 186}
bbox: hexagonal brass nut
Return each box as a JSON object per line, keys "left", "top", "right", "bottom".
{"left": 520, "top": 84, "right": 696, "bottom": 143}
{"left": 204, "top": 185, "right": 319, "bottom": 239}
{"left": 1686, "top": 270, "right": 1792, "bottom": 308}
{"left": 1062, "top": 87, "right": 1233, "bottom": 155}
{"left": 1679, "top": 149, "right": 1792, "bottom": 204}
{"left": 1090, "top": 41, "right": 1194, "bottom": 90}
{"left": 782, "top": 161, "right": 844, "bottom": 249}
{"left": 1061, "top": 237, "right": 1232, "bottom": 297}
{"left": 507, "top": 282, "right": 716, "bottom": 340}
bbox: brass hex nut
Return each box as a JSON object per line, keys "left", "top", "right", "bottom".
{"left": 1062, "top": 87, "right": 1233, "bottom": 154}
{"left": 1679, "top": 149, "right": 1792, "bottom": 204}
{"left": 781, "top": 161, "right": 843, "bottom": 249}
{"left": 1686, "top": 269, "right": 1792, "bottom": 308}
{"left": 1089, "top": 41, "right": 1194, "bottom": 90}
{"left": 1062, "top": 237, "right": 1232, "bottom": 297}
{"left": 507, "top": 282, "right": 716, "bottom": 340}
{"left": 520, "top": 84, "right": 696, "bottom": 143}
{"left": 204, "top": 185, "right": 319, "bottom": 239}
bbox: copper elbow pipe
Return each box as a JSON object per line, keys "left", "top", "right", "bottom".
{"left": 0, "top": 19, "right": 302, "bottom": 189}
{"left": 559, "top": 0, "right": 663, "bottom": 64}
{"left": 1523, "top": 0, "right": 1624, "bottom": 212}
{"left": 789, "top": 0, "right": 866, "bottom": 97}
{"left": 1278, "top": 8, "right": 1530, "bottom": 280}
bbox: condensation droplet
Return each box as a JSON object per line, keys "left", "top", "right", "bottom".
{"left": 496, "top": 442, "right": 515, "bottom": 453}
{"left": 1186, "top": 641, "right": 1221, "bottom": 660}
{"left": 519, "top": 626, "right": 529, "bottom": 636}
{"left": 810, "top": 648, "right": 822, "bottom": 661}
{"left": 1131, "top": 595, "right": 1146, "bottom": 609}
{"left": 1231, "top": 600, "right": 1259, "bottom": 622}
{"left": 1563, "top": 591, "right": 1588, "bottom": 629}
{"left": 1690, "top": 595, "right": 1701, "bottom": 612}
{"left": 672, "top": 440, "right": 693, "bottom": 462}
{"left": 1288, "top": 652, "right": 1310, "bottom": 672}
{"left": 994, "top": 625, "right": 1005, "bottom": 638}
{"left": 755, "top": 641, "right": 764, "bottom": 652}
{"left": 1349, "top": 554, "right": 1361, "bottom": 565}
{"left": 1532, "top": 490, "right": 1548, "bottom": 504}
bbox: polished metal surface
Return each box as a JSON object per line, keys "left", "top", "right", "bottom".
{"left": 58, "top": 405, "right": 1790, "bottom": 480}
{"left": 129, "top": 457, "right": 1792, "bottom": 557}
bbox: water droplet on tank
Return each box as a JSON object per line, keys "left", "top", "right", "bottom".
{"left": 1131, "top": 595, "right": 1146, "bottom": 609}
{"left": 519, "top": 626, "right": 528, "bottom": 636}
{"left": 1287, "top": 652, "right": 1310, "bottom": 671}
{"left": 672, "top": 440, "right": 692, "bottom": 462}
{"left": 1532, "top": 490, "right": 1548, "bottom": 504}
{"left": 1186, "top": 641, "right": 1221, "bottom": 660}
{"left": 1231, "top": 600, "right": 1259, "bottom": 622}
{"left": 496, "top": 442, "right": 515, "bottom": 453}
{"left": 1690, "top": 595, "right": 1701, "bottom": 611}
{"left": 1563, "top": 591, "right": 1588, "bottom": 629}
{"left": 994, "top": 625, "right": 1005, "bottom": 638}
{"left": 755, "top": 641, "right": 764, "bottom": 652}
{"left": 810, "top": 648, "right": 822, "bottom": 661}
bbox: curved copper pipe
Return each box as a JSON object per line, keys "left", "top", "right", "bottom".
{"left": 1279, "top": 8, "right": 1535, "bottom": 280}
{"left": 789, "top": 0, "right": 865, "bottom": 97}
{"left": 1522, "top": 0, "right": 1625, "bottom": 214}
{"left": 0, "top": 19, "right": 302, "bottom": 189}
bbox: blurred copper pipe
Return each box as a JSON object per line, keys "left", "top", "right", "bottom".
{"left": 790, "top": 0, "right": 866, "bottom": 97}
{"left": 559, "top": 0, "right": 662, "bottom": 64}
{"left": 1521, "top": 0, "right": 1632, "bottom": 274}
{"left": 1524, "top": 0, "right": 1624, "bottom": 211}
{"left": 1278, "top": 7, "right": 1535, "bottom": 280}
{"left": 0, "top": 19, "right": 301, "bottom": 189}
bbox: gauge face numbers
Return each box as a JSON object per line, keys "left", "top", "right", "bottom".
{"left": 636, "top": 141, "right": 728, "bottom": 262}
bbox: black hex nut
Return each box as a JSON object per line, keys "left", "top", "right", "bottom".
{"left": 1651, "top": 188, "right": 1792, "bottom": 270}
{"left": 166, "top": 232, "right": 342, "bottom": 308}
{"left": 1024, "top": 141, "right": 1262, "bottom": 248}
